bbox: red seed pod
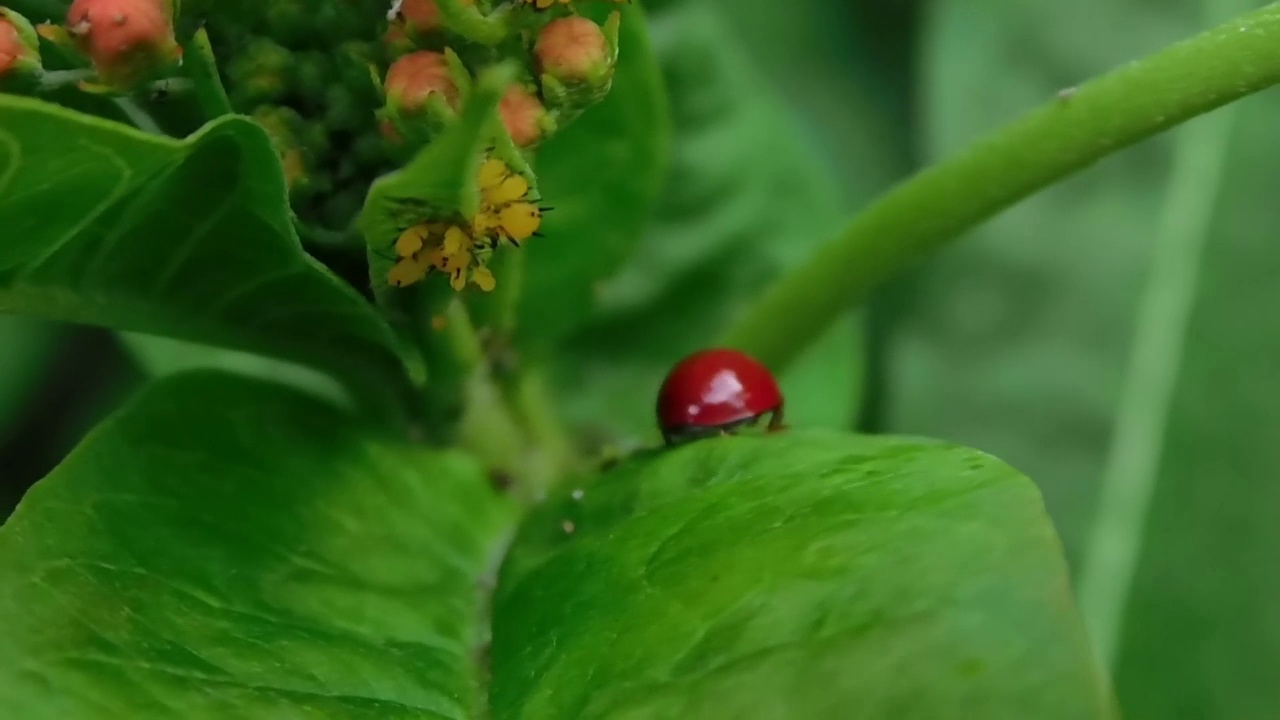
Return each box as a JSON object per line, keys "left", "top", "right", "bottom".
{"left": 384, "top": 50, "right": 459, "bottom": 113}
{"left": 656, "top": 348, "right": 785, "bottom": 446}
{"left": 535, "top": 16, "right": 608, "bottom": 83}
{"left": 65, "top": 0, "right": 180, "bottom": 88}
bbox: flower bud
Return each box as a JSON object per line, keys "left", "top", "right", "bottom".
{"left": 225, "top": 38, "right": 293, "bottom": 108}
{"left": 498, "top": 83, "right": 548, "bottom": 147}
{"left": 65, "top": 0, "right": 181, "bottom": 89}
{"left": 400, "top": 0, "right": 442, "bottom": 34}
{"left": 384, "top": 50, "right": 459, "bottom": 113}
{"left": 0, "top": 9, "right": 41, "bottom": 82}
{"left": 388, "top": 0, "right": 476, "bottom": 41}
{"left": 535, "top": 16, "right": 608, "bottom": 84}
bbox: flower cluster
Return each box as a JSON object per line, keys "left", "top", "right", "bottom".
{"left": 381, "top": 0, "right": 618, "bottom": 150}
{"left": 1, "top": 0, "right": 619, "bottom": 295}
{"left": 523, "top": 0, "right": 629, "bottom": 11}
{"left": 386, "top": 156, "right": 546, "bottom": 292}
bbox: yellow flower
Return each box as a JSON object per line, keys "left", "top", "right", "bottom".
{"left": 387, "top": 252, "right": 431, "bottom": 287}
{"left": 472, "top": 266, "right": 496, "bottom": 292}
{"left": 497, "top": 202, "right": 543, "bottom": 243}
{"left": 394, "top": 224, "right": 430, "bottom": 257}
{"left": 384, "top": 156, "right": 546, "bottom": 293}
{"left": 473, "top": 156, "right": 545, "bottom": 247}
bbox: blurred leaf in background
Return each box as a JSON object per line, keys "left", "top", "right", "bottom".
{"left": 547, "top": 0, "right": 917, "bottom": 447}
{"left": 0, "top": 317, "right": 63, "bottom": 444}
{"left": 879, "top": 0, "right": 1279, "bottom": 718}
{"left": 0, "top": 325, "right": 143, "bottom": 519}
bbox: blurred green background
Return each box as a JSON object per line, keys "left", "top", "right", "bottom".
{"left": 4, "top": 0, "right": 1279, "bottom": 718}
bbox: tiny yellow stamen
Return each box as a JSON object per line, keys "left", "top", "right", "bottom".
{"left": 479, "top": 157, "right": 509, "bottom": 190}
{"left": 484, "top": 174, "right": 530, "bottom": 207}
{"left": 443, "top": 226, "right": 469, "bottom": 255}
{"left": 472, "top": 266, "right": 497, "bottom": 292}
{"left": 395, "top": 225, "right": 430, "bottom": 257}
{"left": 498, "top": 202, "right": 542, "bottom": 242}
{"left": 387, "top": 255, "right": 430, "bottom": 287}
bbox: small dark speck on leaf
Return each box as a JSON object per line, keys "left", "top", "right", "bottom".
{"left": 488, "top": 470, "right": 515, "bottom": 493}
{"left": 958, "top": 658, "right": 986, "bottom": 677}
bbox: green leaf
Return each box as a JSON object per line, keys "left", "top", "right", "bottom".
{"left": 889, "top": 0, "right": 1278, "bottom": 716}
{"left": 0, "top": 371, "right": 518, "bottom": 718}
{"left": 0, "top": 96, "right": 407, "bottom": 413}
{"left": 515, "top": 3, "right": 670, "bottom": 345}
{"left": 547, "top": 2, "right": 877, "bottom": 445}
{"left": 0, "top": 316, "right": 63, "bottom": 442}
{"left": 119, "top": 332, "right": 349, "bottom": 409}
{"left": 491, "top": 431, "right": 1115, "bottom": 719}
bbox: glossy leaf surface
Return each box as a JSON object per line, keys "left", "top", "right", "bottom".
{"left": 0, "top": 96, "right": 405, "bottom": 408}
{"left": 0, "top": 372, "right": 518, "bottom": 719}
{"left": 492, "top": 431, "right": 1115, "bottom": 719}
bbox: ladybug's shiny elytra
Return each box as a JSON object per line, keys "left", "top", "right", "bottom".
{"left": 656, "top": 348, "right": 785, "bottom": 446}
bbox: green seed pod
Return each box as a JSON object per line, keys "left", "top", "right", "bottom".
{"left": 291, "top": 50, "right": 333, "bottom": 104}
{"left": 225, "top": 37, "right": 294, "bottom": 109}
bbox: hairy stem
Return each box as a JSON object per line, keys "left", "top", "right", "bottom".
{"left": 721, "top": 2, "right": 1280, "bottom": 369}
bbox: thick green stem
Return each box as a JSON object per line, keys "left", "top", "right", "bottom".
{"left": 423, "top": 300, "right": 529, "bottom": 487}
{"left": 721, "top": 2, "right": 1280, "bottom": 370}
{"left": 507, "top": 365, "right": 581, "bottom": 500}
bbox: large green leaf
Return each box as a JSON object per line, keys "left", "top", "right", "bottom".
{"left": 547, "top": 2, "right": 874, "bottom": 446}
{"left": 0, "top": 372, "right": 518, "bottom": 718}
{"left": 889, "top": 0, "right": 1277, "bottom": 717}
{"left": 0, "top": 96, "right": 406, "bottom": 411}
{"left": 515, "top": 3, "right": 670, "bottom": 345}
{"left": 492, "top": 431, "right": 1115, "bottom": 718}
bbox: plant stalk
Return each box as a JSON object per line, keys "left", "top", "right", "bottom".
{"left": 721, "top": 2, "right": 1280, "bottom": 370}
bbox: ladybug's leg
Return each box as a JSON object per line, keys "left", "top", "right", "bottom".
{"left": 766, "top": 405, "right": 787, "bottom": 433}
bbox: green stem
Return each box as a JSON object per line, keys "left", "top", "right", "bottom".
{"left": 436, "top": 0, "right": 511, "bottom": 46}
{"left": 720, "top": 2, "right": 1280, "bottom": 369}
{"left": 424, "top": 299, "right": 529, "bottom": 485}
{"left": 508, "top": 365, "right": 580, "bottom": 499}
{"left": 36, "top": 69, "right": 94, "bottom": 91}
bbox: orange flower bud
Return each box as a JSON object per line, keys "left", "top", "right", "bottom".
{"left": 535, "top": 16, "right": 608, "bottom": 82}
{"left": 498, "top": 84, "right": 547, "bottom": 147}
{"left": 0, "top": 9, "right": 40, "bottom": 80}
{"left": 65, "top": 0, "right": 180, "bottom": 88}
{"left": 400, "top": 0, "right": 442, "bottom": 34}
{"left": 384, "top": 50, "right": 459, "bottom": 113}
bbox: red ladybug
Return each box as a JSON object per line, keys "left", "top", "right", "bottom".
{"left": 656, "top": 348, "right": 786, "bottom": 446}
